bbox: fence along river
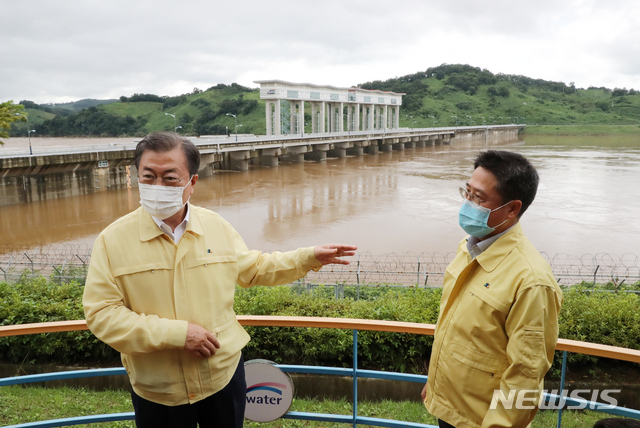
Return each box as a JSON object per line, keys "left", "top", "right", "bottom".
{"left": 1, "top": 133, "right": 639, "bottom": 286}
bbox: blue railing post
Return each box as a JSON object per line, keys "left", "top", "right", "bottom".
{"left": 353, "top": 329, "right": 358, "bottom": 428}
{"left": 556, "top": 350, "right": 568, "bottom": 428}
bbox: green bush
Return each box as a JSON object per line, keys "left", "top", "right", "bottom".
{"left": 0, "top": 276, "right": 116, "bottom": 364}
{"left": 1, "top": 278, "right": 639, "bottom": 376}
{"left": 235, "top": 285, "right": 439, "bottom": 372}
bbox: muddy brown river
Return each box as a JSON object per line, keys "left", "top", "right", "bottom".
{"left": 1, "top": 134, "right": 639, "bottom": 256}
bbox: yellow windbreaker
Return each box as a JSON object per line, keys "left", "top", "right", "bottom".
{"left": 83, "top": 205, "right": 321, "bottom": 406}
{"left": 425, "top": 223, "right": 563, "bottom": 428}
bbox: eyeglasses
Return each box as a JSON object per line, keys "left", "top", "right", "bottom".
{"left": 138, "top": 174, "right": 190, "bottom": 187}
{"left": 459, "top": 186, "right": 482, "bottom": 207}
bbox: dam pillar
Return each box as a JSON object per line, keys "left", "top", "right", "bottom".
{"left": 305, "top": 143, "right": 329, "bottom": 161}
{"left": 282, "top": 145, "right": 308, "bottom": 163}
{"left": 256, "top": 148, "right": 281, "bottom": 167}
{"left": 228, "top": 150, "right": 251, "bottom": 171}
{"left": 393, "top": 137, "right": 406, "bottom": 151}
{"left": 328, "top": 142, "right": 351, "bottom": 158}
{"left": 380, "top": 141, "right": 393, "bottom": 153}
{"left": 365, "top": 140, "right": 379, "bottom": 155}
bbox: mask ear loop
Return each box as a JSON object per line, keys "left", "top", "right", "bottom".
{"left": 489, "top": 200, "right": 514, "bottom": 213}
{"left": 489, "top": 200, "right": 515, "bottom": 229}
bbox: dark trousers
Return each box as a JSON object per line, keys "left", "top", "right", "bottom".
{"left": 131, "top": 355, "right": 246, "bottom": 428}
{"left": 438, "top": 419, "right": 456, "bottom": 428}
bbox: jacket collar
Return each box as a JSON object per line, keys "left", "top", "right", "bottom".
{"left": 472, "top": 222, "right": 525, "bottom": 272}
{"left": 138, "top": 204, "right": 204, "bottom": 242}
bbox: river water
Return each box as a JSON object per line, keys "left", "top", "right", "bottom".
{"left": 1, "top": 134, "right": 639, "bottom": 257}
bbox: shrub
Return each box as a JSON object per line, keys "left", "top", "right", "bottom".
{"left": 1, "top": 278, "right": 639, "bottom": 377}
{"left": 0, "top": 277, "right": 116, "bottom": 364}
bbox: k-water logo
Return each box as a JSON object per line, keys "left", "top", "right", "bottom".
{"left": 246, "top": 382, "right": 287, "bottom": 405}
{"left": 244, "top": 360, "right": 294, "bottom": 422}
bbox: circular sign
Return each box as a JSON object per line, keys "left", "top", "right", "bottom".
{"left": 244, "top": 359, "right": 294, "bottom": 422}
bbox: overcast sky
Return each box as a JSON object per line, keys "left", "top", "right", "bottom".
{"left": 2, "top": 0, "right": 639, "bottom": 104}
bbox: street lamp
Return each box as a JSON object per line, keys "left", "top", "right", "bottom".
{"left": 164, "top": 113, "right": 178, "bottom": 131}
{"left": 16, "top": 113, "right": 33, "bottom": 155}
{"left": 28, "top": 129, "right": 36, "bottom": 155}
{"left": 226, "top": 113, "right": 239, "bottom": 142}
{"left": 175, "top": 126, "right": 182, "bottom": 133}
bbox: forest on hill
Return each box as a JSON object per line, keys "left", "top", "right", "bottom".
{"left": 8, "top": 64, "right": 640, "bottom": 138}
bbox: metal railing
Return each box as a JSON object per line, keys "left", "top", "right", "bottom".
{"left": 1, "top": 317, "right": 639, "bottom": 428}
{"left": 2, "top": 245, "right": 639, "bottom": 290}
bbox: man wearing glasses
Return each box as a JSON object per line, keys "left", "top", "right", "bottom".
{"left": 421, "top": 150, "right": 563, "bottom": 428}
{"left": 83, "top": 132, "right": 357, "bottom": 428}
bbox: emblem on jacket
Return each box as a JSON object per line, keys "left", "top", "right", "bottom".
{"left": 484, "top": 283, "right": 490, "bottom": 288}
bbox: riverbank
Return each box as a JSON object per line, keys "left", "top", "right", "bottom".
{"left": 523, "top": 124, "right": 640, "bottom": 135}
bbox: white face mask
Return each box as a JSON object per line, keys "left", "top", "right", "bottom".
{"left": 138, "top": 177, "right": 192, "bottom": 219}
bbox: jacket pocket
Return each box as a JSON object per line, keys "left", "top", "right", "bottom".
{"left": 183, "top": 255, "right": 239, "bottom": 319}
{"left": 204, "top": 318, "right": 250, "bottom": 384}
{"left": 112, "top": 262, "right": 172, "bottom": 278}
{"left": 435, "top": 341, "right": 508, "bottom": 421}
{"left": 450, "top": 341, "right": 509, "bottom": 376}
{"left": 522, "top": 325, "right": 545, "bottom": 378}
{"left": 112, "top": 263, "right": 174, "bottom": 315}
{"left": 184, "top": 254, "right": 237, "bottom": 269}
{"left": 123, "top": 349, "right": 184, "bottom": 395}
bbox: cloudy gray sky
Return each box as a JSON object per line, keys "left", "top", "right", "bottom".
{"left": 2, "top": 0, "right": 639, "bottom": 104}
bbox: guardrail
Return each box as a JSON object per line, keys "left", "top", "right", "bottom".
{"left": 1, "top": 317, "right": 640, "bottom": 427}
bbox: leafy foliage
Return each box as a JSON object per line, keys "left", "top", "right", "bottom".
{"left": 0, "top": 276, "right": 116, "bottom": 363}
{"left": 206, "top": 82, "right": 256, "bottom": 93}
{"left": 0, "top": 100, "right": 27, "bottom": 144}
{"left": 35, "top": 107, "right": 148, "bottom": 137}
{"left": 355, "top": 63, "right": 640, "bottom": 127}
{"left": 1, "top": 278, "right": 640, "bottom": 378}
{"left": 235, "top": 285, "right": 439, "bottom": 372}
{"left": 193, "top": 94, "right": 258, "bottom": 135}
{"left": 555, "top": 282, "right": 640, "bottom": 370}
{"left": 119, "top": 93, "right": 165, "bottom": 103}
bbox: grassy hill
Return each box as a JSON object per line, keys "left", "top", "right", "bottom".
{"left": 359, "top": 64, "right": 640, "bottom": 132}
{"left": 8, "top": 65, "right": 640, "bottom": 138}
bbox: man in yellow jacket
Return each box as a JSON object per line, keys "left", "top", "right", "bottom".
{"left": 422, "top": 150, "right": 563, "bottom": 428}
{"left": 83, "top": 132, "right": 356, "bottom": 428}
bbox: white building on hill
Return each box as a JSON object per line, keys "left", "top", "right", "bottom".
{"left": 254, "top": 80, "right": 405, "bottom": 136}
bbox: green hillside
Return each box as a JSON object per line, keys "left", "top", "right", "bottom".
{"left": 360, "top": 64, "right": 640, "bottom": 131}
{"left": 8, "top": 65, "right": 640, "bottom": 138}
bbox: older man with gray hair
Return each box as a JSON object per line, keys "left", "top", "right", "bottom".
{"left": 83, "top": 132, "right": 357, "bottom": 428}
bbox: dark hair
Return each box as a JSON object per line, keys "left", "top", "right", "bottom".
{"left": 593, "top": 419, "right": 640, "bottom": 428}
{"left": 134, "top": 132, "right": 200, "bottom": 176}
{"left": 473, "top": 150, "right": 539, "bottom": 217}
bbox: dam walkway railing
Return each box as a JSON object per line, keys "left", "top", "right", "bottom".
{"left": 1, "top": 317, "right": 640, "bottom": 427}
